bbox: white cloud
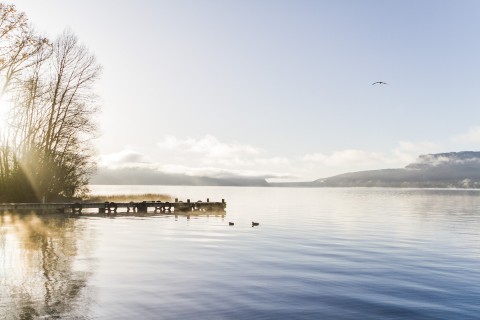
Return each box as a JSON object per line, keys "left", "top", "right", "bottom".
{"left": 160, "top": 164, "right": 221, "bottom": 176}
{"left": 98, "top": 136, "right": 449, "bottom": 182}
{"left": 302, "top": 149, "right": 389, "bottom": 167}
{"left": 301, "top": 153, "right": 326, "bottom": 162}
{"left": 157, "top": 135, "right": 181, "bottom": 149}
{"left": 158, "top": 134, "right": 261, "bottom": 158}
{"left": 300, "top": 141, "right": 442, "bottom": 178}
{"left": 452, "top": 127, "right": 480, "bottom": 144}
{"left": 97, "top": 141, "right": 291, "bottom": 179}
{"left": 157, "top": 134, "right": 263, "bottom": 167}
{"left": 97, "top": 149, "right": 152, "bottom": 168}
{"left": 255, "top": 157, "right": 290, "bottom": 166}
{"left": 160, "top": 164, "right": 290, "bottom": 179}
{"left": 392, "top": 141, "right": 439, "bottom": 163}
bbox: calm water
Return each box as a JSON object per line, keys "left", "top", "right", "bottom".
{"left": 1, "top": 186, "right": 480, "bottom": 319}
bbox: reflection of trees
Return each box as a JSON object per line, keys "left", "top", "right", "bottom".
{"left": 0, "top": 212, "right": 95, "bottom": 319}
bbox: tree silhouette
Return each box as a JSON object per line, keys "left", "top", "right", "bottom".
{"left": 0, "top": 3, "right": 101, "bottom": 201}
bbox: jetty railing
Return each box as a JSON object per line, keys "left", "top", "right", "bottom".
{"left": 0, "top": 198, "right": 226, "bottom": 214}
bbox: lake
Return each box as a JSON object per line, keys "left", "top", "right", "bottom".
{"left": 1, "top": 186, "right": 480, "bottom": 319}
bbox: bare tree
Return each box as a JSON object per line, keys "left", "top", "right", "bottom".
{"left": 0, "top": 3, "right": 101, "bottom": 202}
{"left": 0, "top": 3, "right": 49, "bottom": 95}
{"left": 7, "top": 30, "right": 101, "bottom": 201}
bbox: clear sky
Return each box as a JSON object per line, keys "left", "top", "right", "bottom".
{"left": 10, "top": 0, "right": 480, "bottom": 181}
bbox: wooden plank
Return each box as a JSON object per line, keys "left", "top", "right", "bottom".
{"left": 0, "top": 199, "right": 227, "bottom": 214}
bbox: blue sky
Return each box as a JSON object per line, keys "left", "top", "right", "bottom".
{"left": 10, "top": 0, "right": 480, "bottom": 181}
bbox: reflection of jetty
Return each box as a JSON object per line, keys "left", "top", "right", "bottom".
{"left": 0, "top": 198, "right": 226, "bottom": 214}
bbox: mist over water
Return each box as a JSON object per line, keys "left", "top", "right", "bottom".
{"left": 2, "top": 186, "right": 480, "bottom": 319}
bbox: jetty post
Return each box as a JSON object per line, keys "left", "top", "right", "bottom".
{"left": 0, "top": 198, "right": 227, "bottom": 215}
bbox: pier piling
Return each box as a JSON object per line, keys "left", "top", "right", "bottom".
{"left": 0, "top": 198, "right": 226, "bottom": 215}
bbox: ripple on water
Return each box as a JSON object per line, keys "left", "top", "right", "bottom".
{"left": 2, "top": 187, "right": 480, "bottom": 319}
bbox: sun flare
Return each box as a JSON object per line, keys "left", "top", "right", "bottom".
{"left": 0, "top": 93, "right": 12, "bottom": 129}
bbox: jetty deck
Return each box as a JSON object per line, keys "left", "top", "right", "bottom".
{"left": 0, "top": 198, "right": 226, "bottom": 214}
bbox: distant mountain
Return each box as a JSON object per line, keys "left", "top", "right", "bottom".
{"left": 91, "top": 167, "right": 269, "bottom": 187}
{"left": 308, "top": 151, "right": 480, "bottom": 188}
{"left": 93, "top": 152, "right": 480, "bottom": 188}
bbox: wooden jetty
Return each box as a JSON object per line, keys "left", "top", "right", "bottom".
{"left": 0, "top": 198, "right": 226, "bottom": 214}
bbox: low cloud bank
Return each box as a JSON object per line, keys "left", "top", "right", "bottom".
{"left": 94, "top": 128, "right": 480, "bottom": 184}
{"left": 91, "top": 167, "right": 270, "bottom": 186}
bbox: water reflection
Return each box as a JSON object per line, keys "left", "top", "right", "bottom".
{"left": 80, "top": 211, "right": 226, "bottom": 218}
{"left": 0, "top": 212, "right": 94, "bottom": 319}
{"left": 2, "top": 188, "right": 480, "bottom": 319}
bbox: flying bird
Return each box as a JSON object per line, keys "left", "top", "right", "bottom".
{"left": 372, "top": 81, "right": 388, "bottom": 85}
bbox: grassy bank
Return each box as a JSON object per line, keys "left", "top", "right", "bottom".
{"left": 84, "top": 193, "right": 172, "bottom": 202}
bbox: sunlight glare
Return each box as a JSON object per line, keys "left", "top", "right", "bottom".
{"left": 0, "top": 93, "right": 12, "bottom": 129}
